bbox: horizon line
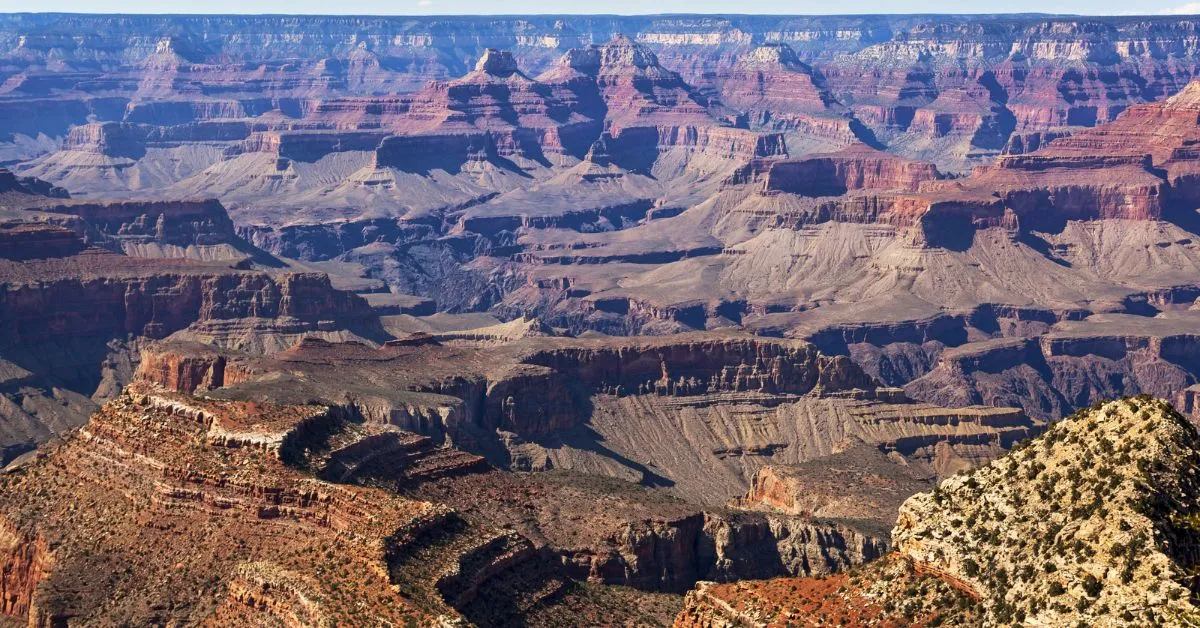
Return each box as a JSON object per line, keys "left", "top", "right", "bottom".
{"left": 0, "top": 11, "right": 1192, "bottom": 18}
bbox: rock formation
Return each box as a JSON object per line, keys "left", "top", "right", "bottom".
{"left": 763, "top": 144, "right": 942, "bottom": 196}
{"left": 732, "top": 445, "right": 937, "bottom": 530}
{"left": 134, "top": 330, "right": 1037, "bottom": 513}
{"left": 0, "top": 175, "right": 385, "bottom": 463}
{"left": 0, "top": 384, "right": 449, "bottom": 625}
{"left": 890, "top": 395, "right": 1200, "bottom": 625}
{"left": 675, "top": 395, "right": 1200, "bottom": 626}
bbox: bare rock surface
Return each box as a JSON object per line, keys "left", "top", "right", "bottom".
{"left": 732, "top": 445, "right": 936, "bottom": 534}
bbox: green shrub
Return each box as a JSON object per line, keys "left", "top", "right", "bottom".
{"left": 962, "top": 558, "right": 980, "bottom": 577}
{"left": 1082, "top": 574, "right": 1102, "bottom": 597}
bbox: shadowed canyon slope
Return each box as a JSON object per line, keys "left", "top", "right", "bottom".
{"left": 5, "top": 12, "right": 1200, "bottom": 627}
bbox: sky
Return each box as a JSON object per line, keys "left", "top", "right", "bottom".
{"left": 2, "top": 1, "right": 1200, "bottom": 16}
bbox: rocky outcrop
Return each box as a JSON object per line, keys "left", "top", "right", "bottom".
{"left": 60, "top": 121, "right": 148, "bottom": 159}
{"left": 0, "top": 384, "right": 457, "bottom": 625}
{"left": 282, "top": 410, "right": 489, "bottom": 485}
{"left": 0, "top": 269, "right": 377, "bottom": 348}
{"left": 374, "top": 132, "right": 499, "bottom": 169}
{"left": 0, "top": 519, "right": 51, "bottom": 618}
{"left": 555, "top": 513, "right": 706, "bottom": 592}
{"left": 763, "top": 144, "right": 941, "bottom": 196}
{"left": 893, "top": 396, "right": 1200, "bottom": 625}
{"left": 0, "top": 168, "right": 67, "bottom": 198}
{"left": 133, "top": 341, "right": 257, "bottom": 394}
{"left": 699, "top": 512, "right": 888, "bottom": 582}
{"left": 0, "top": 223, "right": 85, "bottom": 260}
{"left": 554, "top": 510, "right": 889, "bottom": 593}
{"left": 1002, "top": 129, "right": 1074, "bottom": 155}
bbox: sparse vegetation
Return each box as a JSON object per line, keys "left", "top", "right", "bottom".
{"left": 891, "top": 397, "right": 1200, "bottom": 626}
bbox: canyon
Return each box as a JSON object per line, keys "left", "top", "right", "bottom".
{"left": 2, "top": 12, "right": 1200, "bottom": 626}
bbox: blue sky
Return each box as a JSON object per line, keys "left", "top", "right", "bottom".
{"left": 3, "top": 1, "right": 1200, "bottom": 15}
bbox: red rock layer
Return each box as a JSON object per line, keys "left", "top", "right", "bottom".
{"left": 0, "top": 257, "right": 376, "bottom": 346}
{"left": 0, "top": 223, "right": 85, "bottom": 260}
{"left": 0, "top": 520, "right": 51, "bottom": 619}
{"left": 764, "top": 144, "right": 943, "bottom": 196}
{"left": 133, "top": 343, "right": 257, "bottom": 394}
{"left": 745, "top": 78, "right": 1200, "bottom": 239}
{"left": 713, "top": 43, "right": 862, "bottom": 147}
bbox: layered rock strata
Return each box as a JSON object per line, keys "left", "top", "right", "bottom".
{"left": 137, "top": 331, "right": 1037, "bottom": 508}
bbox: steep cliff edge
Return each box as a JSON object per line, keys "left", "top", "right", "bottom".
{"left": 763, "top": 144, "right": 941, "bottom": 196}
{"left": 0, "top": 183, "right": 386, "bottom": 463}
